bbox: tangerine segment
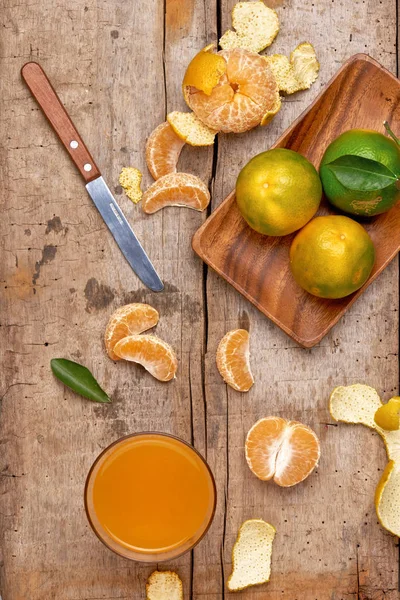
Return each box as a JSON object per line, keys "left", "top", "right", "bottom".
{"left": 145, "top": 122, "right": 185, "bottom": 180}
{"left": 113, "top": 335, "right": 178, "bottom": 382}
{"left": 104, "top": 303, "right": 159, "bottom": 361}
{"left": 142, "top": 173, "right": 210, "bottom": 214}
{"left": 216, "top": 329, "right": 254, "bottom": 392}
{"left": 185, "top": 48, "right": 279, "bottom": 134}
{"left": 183, "top": 44, "right": 227, "bottom": 96}
{"left": 245, "top": 417, "right": 320, "bottom": 487}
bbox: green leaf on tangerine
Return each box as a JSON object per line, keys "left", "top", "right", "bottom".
{"left": 325, "top": 154, "right": 398, "bottom": 191}
{"left": 51, "top": 358, "right": 111, "bottom": 403}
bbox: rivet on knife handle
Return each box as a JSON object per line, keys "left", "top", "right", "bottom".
{"left": 21, "top": 62, "right": 101, "bottom": 184}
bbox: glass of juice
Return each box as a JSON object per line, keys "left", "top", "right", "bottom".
{"left": 84, "top": 432, "right": 216, "bottom": 562}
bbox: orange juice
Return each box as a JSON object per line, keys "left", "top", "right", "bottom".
{"left": 85, "top": 433, "right": 216, "bottom": 561}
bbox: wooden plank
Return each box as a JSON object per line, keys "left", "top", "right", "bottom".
{"left": 202, "top": 0, "right": 400, "bottom": 598}
{"left": 0, "top": 0, "right": 214, "bottom": 598}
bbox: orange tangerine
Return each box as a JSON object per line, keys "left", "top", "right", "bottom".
{"left": 145, "top": 122, "right": 185, "bottom": 180}
{"left": 104, "top": 303, "right": 159, "bottom": 361}
{"left": 142, "top": 173, "right": 210, "bottom": 214}
{"left": 245, "top": 417, "right": 320, "bottom": 487}
{"left": 113, "top": 334, "right": 178, "bottom": 382}
{"left": 216, "top": 329, "right": 254, "bottom": 392}
{"left": 184, "top": 48, "right": 279, "bottom": 134}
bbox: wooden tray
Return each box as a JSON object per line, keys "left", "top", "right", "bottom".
{"left": 192, "top": 54, "right": 400, "bottom": 347}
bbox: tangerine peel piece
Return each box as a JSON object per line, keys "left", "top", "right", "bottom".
{"left": 227, "top": 519, "right": 276, "bottom": 592}
{"left": 374, "top": 397, "right": 400, "bottom": 431}
{"left": 260, "top": 94, "right": 281, "bottom": 126}
{"left": 146, "top": 570, "right": 183, "bottom": 600}
{"left": 329, "top": 384, "right": 400, "bottom": 536}
{"left": 142, "top": 172, "right": 210, "bottom": 214}
{"left": 264, "top": 42, "right": 319, "bottom": 95}
{"left": 183, "top": 44, "right": 227, "bottom": 96}
{"left": 104, "top": 303, "right": 159, "bottom": 361}
{"left": 145, "top": 122, "right": 185, "bottom": 180}
{"left": 219, "top": 2, "right": 280, "bottom": 54}
{"left": 167, "top": 111, "right": 218, "bottom": 146}
{"left": 113, "top": 334, "right": 178, "bottom": 382}
{"left": 119, "top": 167, "right": 143, "bottom": 204}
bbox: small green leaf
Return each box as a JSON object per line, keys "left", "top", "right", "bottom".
{"left": 325, "top": 155, "right": 398, "bottom": 191}
{"left": 51, "top": 358, "right": 111, "bottom": 403}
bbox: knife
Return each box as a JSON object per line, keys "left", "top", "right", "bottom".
{"left": 21, "top": 62, "right": 164, "bottom": 292}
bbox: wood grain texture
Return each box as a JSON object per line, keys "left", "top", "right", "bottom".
{"left": 0, "top": 1, "right": 399, "bottom": 600}
{"left": 193, "top": 55, "right": 400, "bottom": 347}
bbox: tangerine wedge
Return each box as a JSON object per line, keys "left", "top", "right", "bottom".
{"left": 184, "top": 48, "right": 279, "bottom": 134}
{"left": 113, "top": 334, "right": 178, "bottom": 382}
{"left": 245, "top": 417, "right": 320, "bottom": 487}
{"left": 145, "top": 122, "right": 185, "bottom": 180}
{"left": 104, "top": 303, "right": 159, "bottom": 361}
{"left": 216, "top": 329, "right": 254, "bottom": 392}
{"left": 142, "top": 173, "right": 210, "bottom": 214}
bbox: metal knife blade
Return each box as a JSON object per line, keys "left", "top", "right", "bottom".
{"left": 86, "top": 177, "right": 164, "bottom": 292}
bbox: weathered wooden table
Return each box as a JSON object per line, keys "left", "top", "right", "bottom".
{"left": 1, "top": 0, "right": 399, "bottom": 598}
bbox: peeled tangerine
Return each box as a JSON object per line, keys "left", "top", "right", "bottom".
{"left": 184, "top": 47, "right": 280, "bottom": 134}
{"left": 219, "top": 1, "right": 280, "bottom": 54}
{"left": 142, "top": 173, "right": 210, "bottom": 214}
{"left": 113, "top": 335, "right": 178, "bottom": 382}
{"left": 330, "top": 384, "right": 400, "bottom": 536}
{"left": 216, "top": 329, "right": 254, "bottom": 392}
{"left": 104, "top": 303, "right": 159, "bottom": 361}
{"left": 227, "top": 519, "right": 276, "bottom": 592}
{"left": 145, "top": 122, "right": 185, "bottom": 180}
{"left": 245, "top": 417, "right": 320, "bottom": 487}
{"left": 146, "top": 570, "right": 183, "bottom": 600}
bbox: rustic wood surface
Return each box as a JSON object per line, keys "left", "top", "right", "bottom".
{"left": 0, "top": 0, "right": 399, "bottom": 599}
{"left": 193, "top": 55, "right": 400, "bottom": 348}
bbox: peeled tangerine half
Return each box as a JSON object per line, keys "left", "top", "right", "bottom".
{"left": 142, "top": 173, "right": 210, "bottom": 214}
{"left": 104, "top": 303, "right": 159, "bottom": 361}
{"left": 167, "top": 111, "right": 217, "bottom": 146}
{"left": 219, "top": 1, "right": 280, "bottom": 54}
{"left": 184, "top": 47, "right": 280, "bottom": 134}
{"left": 146, "top": 570, "right": 183, "bottom": 600}
{"left": 264, "top": 42, "right": 319, "bottom": 94}
{"left": 245, "top": 417, "right": 320, "bottom": 487}
{"left": 329, "top": 384, "right": 400, "bottom": 536}
{"left": 216, "top": 329, "right": 254, "bottom": 392}
{"left": 113, "top": 334, "right": 178, "bottom": 382}
{"left": 227, "top": 519, "right": 276, "bottom": 592}
{"left": 146, "top": 122, "right": 185, "bottom": 180}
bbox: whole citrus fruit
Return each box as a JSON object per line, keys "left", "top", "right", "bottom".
{"left": 290, "top": 215, "right": 375, "bottom": 299}
{"left": 236, "top": 148, "right": 322, "bottom": 236}
{"left": 320, "top": 129, "right": 400, "bottom": 216}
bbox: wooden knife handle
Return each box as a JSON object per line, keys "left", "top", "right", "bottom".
{"left": 21, "top": 62, "right": 101, "bottom": 183}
